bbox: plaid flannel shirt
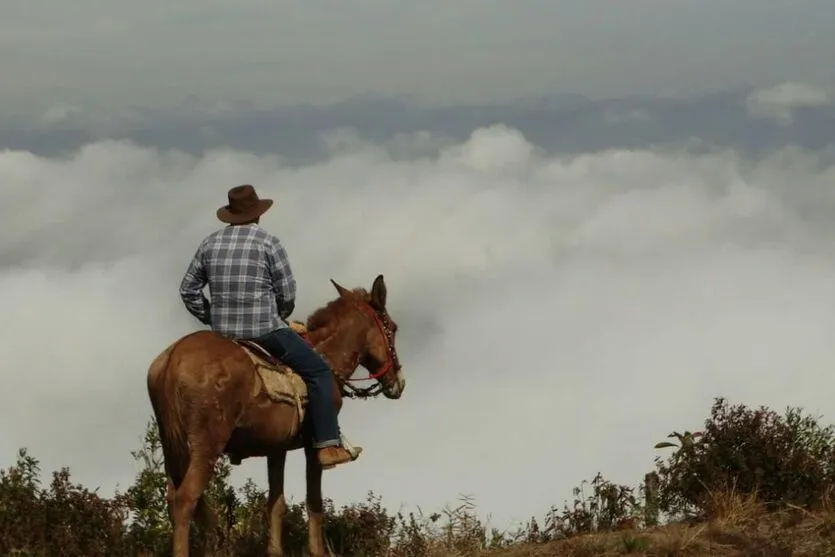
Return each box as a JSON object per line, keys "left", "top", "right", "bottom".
{"left": 179, "top": 223, "right": 296, "bottom": 339}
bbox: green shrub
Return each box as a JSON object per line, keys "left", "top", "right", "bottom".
{"left": 544, "top": 472, "right": 643, "bottom": 539}
{"left": 654, "top": 396, "right": 835, "bottom": 518}
{"left": 0, "top": 449, "right": 131, "bottom": 557}
{"left": 5, "top": 397, "right": 835, "bottom": 556}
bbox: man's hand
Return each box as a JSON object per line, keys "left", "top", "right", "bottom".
{"left": 201, "top": 299, "right": 212, "bottom": 325}
{"left": 278, "top": 298, "right": 295, "bottom": 321}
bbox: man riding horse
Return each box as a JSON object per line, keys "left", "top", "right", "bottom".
{"left": 178, "top": 184, "right": 360, "bottom": 469}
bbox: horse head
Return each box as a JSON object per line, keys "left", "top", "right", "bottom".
{"left": 308, "top": 274, "right": 405, "bottom": 400}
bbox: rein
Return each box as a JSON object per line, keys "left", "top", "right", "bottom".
{"left": 301, "top": 302, "right": 398, "bottom": 399}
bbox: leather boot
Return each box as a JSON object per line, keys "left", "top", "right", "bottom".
{"left": 318, "top": 445, "right": 362, "bottom": 469}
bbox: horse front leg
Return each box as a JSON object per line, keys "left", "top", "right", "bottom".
{"left": 266, "top": 451, "right": 288, "bottom": 557}
{"left": 304, "top": 444, "right": 326, "bottom": 557}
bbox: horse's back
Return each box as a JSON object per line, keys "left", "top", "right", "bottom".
{"left": 151, "top": 330, "right": 257, "bottom": 397}
{"left": 147, "top": 329, "right": 306, "bottom": 457}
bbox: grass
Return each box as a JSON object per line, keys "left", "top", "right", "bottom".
{"left": 7, "top": 396, "right": 835, "bottom": 556}
{"left": 6, "top": 467, "right": 835, "bottom": 556}
{"left": 478, "top": 491, "right": 835, "bottom": 557}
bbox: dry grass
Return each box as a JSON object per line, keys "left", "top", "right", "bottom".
{"left": 8, "top": 396, "right": 835, "bottom": 556}
{"left": 475, "top": 491, "right": 835, "bottom": 557}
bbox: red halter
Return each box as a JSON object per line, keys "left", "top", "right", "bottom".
{"left": 299, "top": 302, "right": 398, "bottom": 398}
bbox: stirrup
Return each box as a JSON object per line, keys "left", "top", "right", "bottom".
{"left": 320, "top": 435, "right": 363, "bottom": 470}
{"left": 340, "top": 433, "right": 363, "bottom": 460}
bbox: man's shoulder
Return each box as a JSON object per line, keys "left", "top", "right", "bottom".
{"left": 200, "top": 224, "right": 281, "bottom": 249}
{"left": 197, "top": 227, "right": 226, "bottom": 248}
{"left": 252, "top": 226, "right": 283, "bottom": 247}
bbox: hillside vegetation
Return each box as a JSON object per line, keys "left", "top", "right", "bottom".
{"left": 4, "top": 397, "right": 835, "bottom": 556}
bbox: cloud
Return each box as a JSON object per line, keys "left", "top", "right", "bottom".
{"left": 746, "top": 81, "right": 831, "bottom": 125}
{"left": 7, "top": 89, "right": 835, "bottom": 163}
{"left": 3, "top": 126, "right": 835, "bottom": 529}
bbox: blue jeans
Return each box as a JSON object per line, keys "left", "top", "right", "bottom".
{"left": 250, "top": 327, "right": 341, "bottom": 448}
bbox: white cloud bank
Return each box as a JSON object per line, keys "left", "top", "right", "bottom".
{"left": 745, "top": 81, "right": 831, "bottom": 125}
{"left": 3, "top": 126, "right": 835, "bottom": 529}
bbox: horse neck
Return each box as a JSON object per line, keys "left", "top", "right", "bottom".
{"left": 306, "top": 320, "right": 364, "bottom": 382}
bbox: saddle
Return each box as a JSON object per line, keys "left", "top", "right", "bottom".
{"left": 233, "top": 321, "right": 310, "bottom": 427}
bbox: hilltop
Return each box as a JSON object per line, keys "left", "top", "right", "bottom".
{"left": 488, "top": 500, "right": 835, "bottom": 556}
{"left": 3, "top": 396, "right": 835, "bottom": 556}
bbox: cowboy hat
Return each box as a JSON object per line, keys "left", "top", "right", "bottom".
{"left": 216, "top": 184, "right": 274, "bottom": 224}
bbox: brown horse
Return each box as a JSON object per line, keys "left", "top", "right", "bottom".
{"left": 146, "top": 274, "right": 404, "bottom": 557}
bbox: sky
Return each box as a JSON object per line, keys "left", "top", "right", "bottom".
{"left": 4, "top": 0, "right": 835, "bottom": 116}
{"left": 2, "top": 0, "right": 835, "bottom": 534}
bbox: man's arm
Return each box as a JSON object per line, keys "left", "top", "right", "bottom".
{"left": 179, "top": 242, "right": 212, "bottom": 325}
{"left": 267, "top": 236, "right": 297, "bottom": 320}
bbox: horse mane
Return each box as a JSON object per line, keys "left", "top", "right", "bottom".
{"left": 306, "top": 287, "right": 369, "bottom": 331}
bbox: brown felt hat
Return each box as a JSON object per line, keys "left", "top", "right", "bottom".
{"left": 216, "top": 184, "right": 274, "bottom": 224}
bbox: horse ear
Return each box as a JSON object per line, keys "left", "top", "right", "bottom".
{"left": 370, "top": 274, "right": 387, "bottom": 309}
{"left": 330, "top": 278, "right": 352, "bottom": 299}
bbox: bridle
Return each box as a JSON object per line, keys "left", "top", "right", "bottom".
{"left": 301, "top": 302, "right": 400, "bottom": 399}
{"left": 339, "top": 302, "right": 400, "bottom": 399}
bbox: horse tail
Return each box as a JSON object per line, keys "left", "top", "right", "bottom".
{"left": 147, "top": 338, "right": 190, "bottom": 489}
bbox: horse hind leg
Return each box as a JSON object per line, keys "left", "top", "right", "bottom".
{"left": 304, "top": 443, "right": 327, "bottom": 557}
{"left": 193, "top": 493, "right": 221, "bottom": 556}
{"left": 266, "top": 451, "right": 288, "bottom": 557}
{"left": 171, "top": 444, "right": 220, "bottom": 557}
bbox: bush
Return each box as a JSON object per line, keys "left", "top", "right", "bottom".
{"left": 0, "top": 420, "right": 515, "bottom": 556}
{"left": 5, "top": 397, "right": 835, "bottom": 556}
{"left": 324, "top": 492, "right": 396, "bottom": 555}
{"left": 543, "top": 472, "right": 643, "bottom": 539}
{"left": 654, "top": 397, "right": 835, "bottom": 518}
{"left": 0, "top": 449, "right": 131, "bottom": 557}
